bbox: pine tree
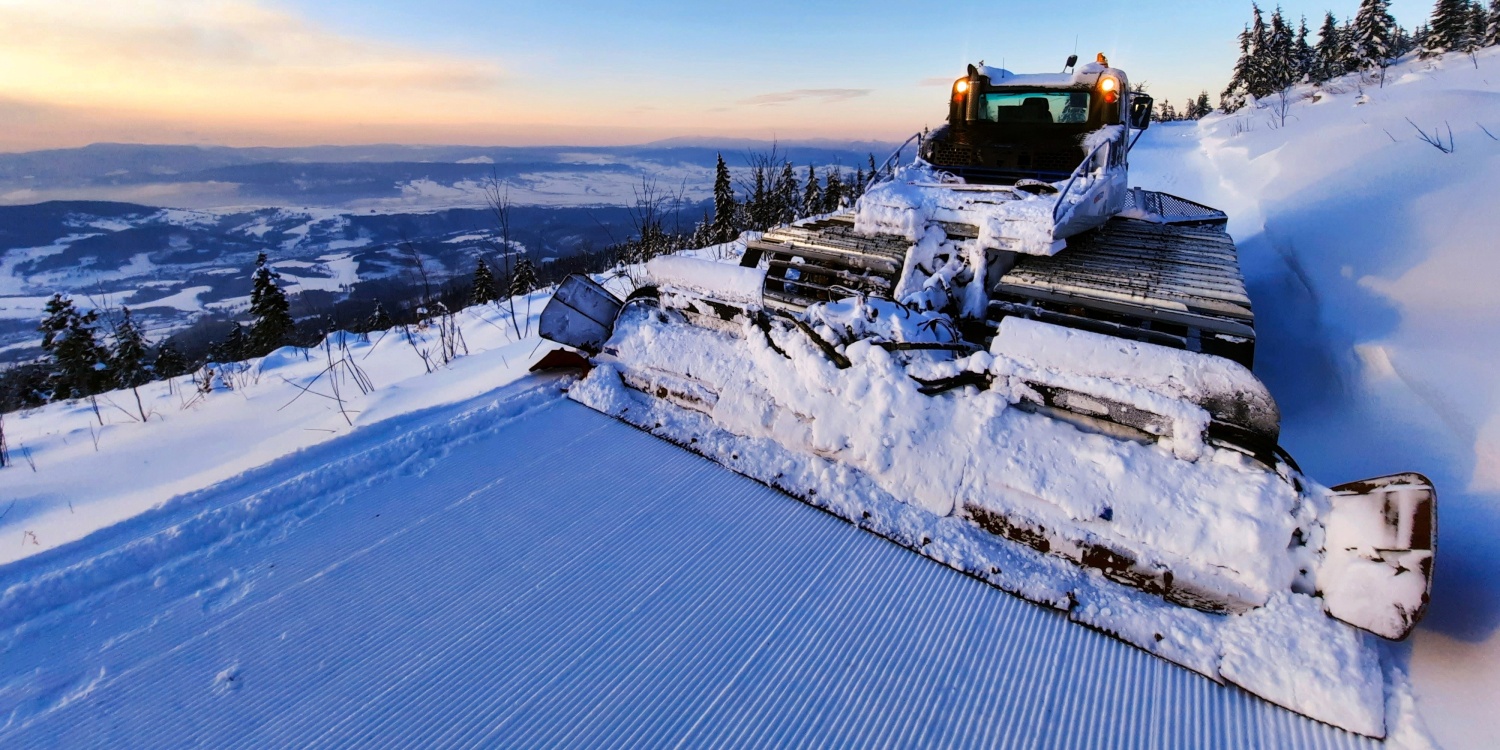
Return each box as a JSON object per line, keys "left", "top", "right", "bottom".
{"left": 688, "top": 210, "right": 714, "bottom": 250}
{"left": 775, "top": 162, "right": 799, "bottom": 224}
{"left": 111, "top": 307, "right": 151, "bottom": 389}
{"left": 217, "top": 323, "right": 248, "bottom": 363}
{"left": 1426, "top": 0, "right": 1471, "bottom": 56}
{"left": 471, "top": 257, "right": 499, "bottom": 305}
{"left": 111, "top": 307, "right": 151, "bottom": 419}
{"left": 1222, "top": 24, "right": 1256, "bottom": 111}
{"left": 802, "top": 164, "right": 824, "bottom": 217}
{"left": 709, "top": 154, "right": 738, "bottom": 245}
{"left": 38, "top": 293, "right": 73, "bottom": 354}
{"left": 509, "top": 257, "right": 539, "bottom": 297}
{"left": 38, "top": 293, "right": 108, "bottom": 400}
{"left": 1247, "top": 4, "right": 1271, "bottom": 96}
{"left": 1353, "top": 0, "right": 1398, "bottom": 69}
{"left": 1390, "top": 23, "right": 1415, "bottom": 58}
{"left": 1194, "top": 91, "right": 1213, "bottom": 118}
{"left": 853, "top": 167, "right": 866, "bottom": 199}
{"left": 154, "top": 342, "right": 188, "bottom": 379}
{"left": 1336, "top": 15, "right": 1361, "bottom": 71}
{"left": 367, "top": 301, "right": 394, "bottom": 332}
{"left": 748, "top": 169, "right": 768, "bottom": 230}
{"left": 1488, "top": 0, "right": 1500, "bottom": 46}
{"left": 1295, "top": 16, "right": 1316, "bottom": 80}
{"left": 247, "top": 252, "right": 294, "bottom": 356}
{"left": 1263, "top": 8, "right": 1297, "bottom": 92}
{"left": 823, "top": 169, "right": 845, "bottom": 213}
{"left": 1465, "top": 0, "right": 1487, "bottom": 55}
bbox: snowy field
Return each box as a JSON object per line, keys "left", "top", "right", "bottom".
{"left": 0, "top": 49, "right": 1497, "bottom": 747}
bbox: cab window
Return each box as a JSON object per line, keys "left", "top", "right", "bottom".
{"left": 979, "top": 92, "right": 1091, "bottom": 124}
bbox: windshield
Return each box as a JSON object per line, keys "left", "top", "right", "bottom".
{"left": 978, "top": 92, "right": 1091, "bottom": 124}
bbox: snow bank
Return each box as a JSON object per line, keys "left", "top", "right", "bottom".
{"left": 1128, "top": 47, "right": 1500, "bottom": 749}
{"left": 0, "top": 286, "right": 567, "bottom": 566}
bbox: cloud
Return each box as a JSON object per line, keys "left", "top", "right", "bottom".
{"left": 739, "top": 89, "right": 872, "bottom": 106}
{"left": 0, "top": 0, "right": 507, "bottom": 137}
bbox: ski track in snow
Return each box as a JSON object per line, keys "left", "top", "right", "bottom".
{"left": 0, "top": 379, "right": 1379, "bottom": 748}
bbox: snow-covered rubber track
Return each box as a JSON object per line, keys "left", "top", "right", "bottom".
{"left": 0, "top": 376, "right": 1380, "bottom": 748}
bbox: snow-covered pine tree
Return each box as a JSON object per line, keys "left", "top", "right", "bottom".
{"left": 38, "top": 293, "right": 108, "bottom": 400}
{"left": 154, "top": 341, "right": 188, "bottom": 379}
{"left": 509, "top": 257, "right": 539, "bottom": 297}
{"left": 688, "top": 210, "right": 713, "bottom": 250}
{"left": 1390, "top": 23, "right": 1414, "bottom": 57}
{"left": 710, "top": 154, "right": 738, "bottom": 245}
{"left": 1422, "top": 0, "right": 1470, "bottom": 54}
{"left": 1222, "top": 24, "right": 1256, "bottom": 111}
{"left": 471, "top": 257, "right": 499, "bottom": 305}
{"left": 1194, "top": 91, "right": 1213, "bottom": 118}
{"left": 748, "top": 169, "right": 768, "bottom": 231}
{"left": 1354, "top": 0, "right": 1398, "bottom": 70}
{"left": 1336, "top": 15, "right": 1361, "bottom": 71}
{"left": 38, "top": 293, "right": 73, "bottom": 355}
{"left": 775, "top": 162, "right": 798, "bottom": 224}
{"left": 1425, "top": 0, "right": 1472, "bottom": 56}
{"left": 217, "top": 323, "right": 248, "bottom": 363}
{"left": 1253, "top": 5, "right": 1278, "bottom": 96}
{"left": 367, "top": 301, "right": 394, "bottom": 332}
{"left": 111, "top": 307, "right": 150, "bottom": 389}
{"left": 1463, "top": 1, "right": 1487, "bottom": 45}
{"left": 1488, "top": 0, "right": 1500, "bottom": 46}
{"left": 1295, "top": 16, "right": 1316, "bottom": 80}
{"left": 111, "top": 307, "right": 151, "bottom": 420}
{"left": 1262, "top": 8, "right": 1297, "bottom": 92}
{"left": 853, "top": 167, "right": 866, "bottom": 199}
{"left": 802, "top": 164, "right": 823, "bottom": 217}
{"left": 1464, "top": 0, "right": 1487, "bottom": 57}
{"left": 822, "top": 169, "right": 845, "bottom": 213}
{"left": 247, "top": 252, "right": 294, "bottom": 356}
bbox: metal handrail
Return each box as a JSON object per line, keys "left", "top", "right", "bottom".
{"left": 865, "top": 131, "right": 924, "bottom": 191}
{"left": 1051, "top": 138, "right": 1111, "bottom": 225}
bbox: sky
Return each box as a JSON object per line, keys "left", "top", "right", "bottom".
{"left": 0, "top": 0, "right": 1439, "bottom": 152}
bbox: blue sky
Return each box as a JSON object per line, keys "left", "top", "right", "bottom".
{"left": 0, "top": 0, "right": 1441, "bottom": 150}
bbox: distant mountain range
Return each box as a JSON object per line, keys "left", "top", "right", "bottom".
{"left": 0, "top": 199, "right": 659, "bottom": 363}
{"left": 0, "top": 141, "right": 897, "bottom": 210}
{"left": 0, "top": 139, "right": 897, "bottom": 363}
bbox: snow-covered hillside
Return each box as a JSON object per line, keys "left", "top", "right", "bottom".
{"left": 0, "top": 48, "right": 1497, "bottom": 748}
{"left": 1129, "top": 48, "right": 1500, "bottom": 749}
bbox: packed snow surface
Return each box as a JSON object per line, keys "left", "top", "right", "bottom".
{"left": 0, "top": 382, "right": 1389, "bottom": 748}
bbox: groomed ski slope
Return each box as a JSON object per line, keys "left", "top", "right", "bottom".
{"left": 0, "top": 378, "right": 1383, "bottom": 748}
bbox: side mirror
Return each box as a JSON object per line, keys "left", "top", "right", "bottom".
{"left": 1129, "top": 94, "right": 1154, "bottom": 130}
{"left": 1064, "top": 54, "right": 1078, "bottom": 71}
